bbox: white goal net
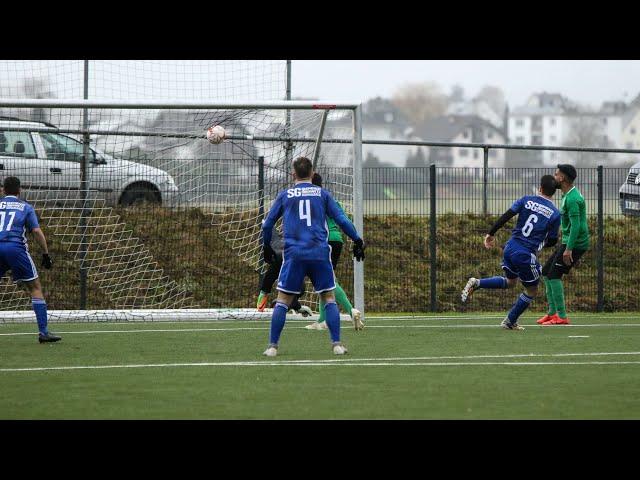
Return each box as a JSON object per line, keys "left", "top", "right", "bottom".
{"left": 0, "top": 99, "right": 363, "bottom": 323}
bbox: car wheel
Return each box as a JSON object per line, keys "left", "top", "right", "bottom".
{"left": 120, "top": 185, "right": 161, "bottom": 206}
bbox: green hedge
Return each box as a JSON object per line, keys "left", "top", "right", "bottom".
{"left": 31, "top": 207, "right": 640, "bottom": 313}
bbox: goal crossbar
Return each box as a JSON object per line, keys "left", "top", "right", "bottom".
{"left": 0, "top": 99, "right": 360, "bottom": 110}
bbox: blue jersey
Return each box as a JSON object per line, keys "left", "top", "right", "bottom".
{"left": 508, "top": 195, "right": 561, "bottom": 253}
{"left": 262, "top": 182, "right": 360, "bottom": 261}
{"left": 0, "top": 195, "right": 39, "bottom": 247}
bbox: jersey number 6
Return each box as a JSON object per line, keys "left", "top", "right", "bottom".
{"left": 522, "top": 213, "right": 538, "bottom": 237}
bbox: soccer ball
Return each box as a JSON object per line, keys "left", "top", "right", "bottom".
{"left": 206, "top": 125, "right": 226, "bottom": 144}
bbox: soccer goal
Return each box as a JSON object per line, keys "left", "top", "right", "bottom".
{"left": 0, "top": 98, "right": 364, "bottom": 323}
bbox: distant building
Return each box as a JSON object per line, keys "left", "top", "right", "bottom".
{"left": 509, "top": 92, "right": 629, "bottom": 166}
{"left": 327, "top": 96, "right": 422, "bottom": 167}
{"left": 446, "top": 98, "right": 504, "bottom": 130}
{"left": 597, "top": 101, "right": 626, "bottom": 148}
{"left": 621, "top": 103, "right": 640, "bottom": 150}
{"left": 525, "top": 92, "right": 574, "bottom": 109}
{"left": 415, "top": 115, "right": 506, "bottom": 168}
{"left": 623, "top": 94, "right": 640, "bottom": 149}
{"left": 509, "top": 93, "right": 569, "bottom": 165}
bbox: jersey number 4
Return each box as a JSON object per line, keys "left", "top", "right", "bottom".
{"left": 521, "top": 213, "right": 538, "bottom": 237}
{"left": 299, "top": 199, "right": 311, "bottom": 226}
{"left": 0, "top": 211, "right": 16, "bottom": 232}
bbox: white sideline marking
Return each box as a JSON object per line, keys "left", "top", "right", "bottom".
{"left": 273, "top": 351, "right": 640, "bottom": 363}
{"left": 2, "top": 361, "right": 640, "bottom": 372}
{"left": 568, "top": 336, "right": 590, "bottom": 338}
{"left": 2, "top": 323, "right": 640, "bottom": 337}
{"left": 3, "top": 351, "right": 640, "bottom": 373}
{"left": 364, "top": 324, "right": 640, "bottom": 329}
{"left": 0, "top": 327, "right": 269, "bottom": 336}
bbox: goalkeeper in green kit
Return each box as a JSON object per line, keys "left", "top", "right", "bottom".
{"left": 305, "top": 172, "right": 364, "bottom": 331}
{"left": 537, "top": 164, "right": 590, "bottom": 325}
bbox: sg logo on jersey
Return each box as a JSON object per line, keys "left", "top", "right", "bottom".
{"left": 287, "top": 187, "right": 321, "bottom": 198}
{"left": 0, "top": 201, "right": 25, "bottom": 211}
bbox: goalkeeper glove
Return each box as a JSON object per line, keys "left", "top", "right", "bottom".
{"left": 263, "top": 244, "right": 276, "bottom": 264}
{"left": 352, "top": 239, "right": 366, "bottom": 261}
{"left": 41, "top": 253, "right": 53, "bottom": 269}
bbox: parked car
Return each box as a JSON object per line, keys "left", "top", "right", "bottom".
{"left": 0, "top": 117, "right": 178, "bottom": 206}
{"left": 619, "top": 161, "right": 640, "bottom": 217}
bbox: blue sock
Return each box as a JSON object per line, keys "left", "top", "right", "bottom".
{"left": 324, "top": 301, "right": 341, "bottom": 343}
{"left": 478, "top": 276, "right": 508, "bottom": 289}
{"left": 269, "top": 302, "right": 288, "bottom": 345}
{"left": 32, "top": 298, "right": 48, "bottom": 335}
{"left": 508, "top": 293, "right": 533, "bottom": 323}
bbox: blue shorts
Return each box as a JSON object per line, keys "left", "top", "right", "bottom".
{"left": 277, "top": 257, "right": 336, "bottom": 294}
{"left": 501, "top": 242, "right": 541, "bottom": 286}
{"left": 0, "top": 243, "right": 39, "bottom": 283}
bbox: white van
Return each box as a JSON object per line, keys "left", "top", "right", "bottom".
{"left": 619, "top": 161, "right": 640, "bottom": 217}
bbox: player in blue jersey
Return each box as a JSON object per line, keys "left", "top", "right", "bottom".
{"left": 261, "top": 157, "right": 365, "bottom": 356}
{"left": 0, "top": 177, "right": 59, "bottom": 343}
{"left": 460, "top": 174, "right": 561, "bottom": 330}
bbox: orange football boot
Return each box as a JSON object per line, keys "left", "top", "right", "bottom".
{"left": 543, "top": 314, "right": 570, "bottom": 325}
{"left": 536, "top": 314, "right": 554, "bottom": 325}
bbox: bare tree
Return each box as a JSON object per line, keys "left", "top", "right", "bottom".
{"left": 564, "top": 116, "right": 613, "bottom": 166}
{"left": 566, "top": 116, "right": 607, "bottom": 147}
{"left": 391, "top": 82, "right": 448, "bottom": 126}
{"left": 449, "top": 84, "right": 465, "bottom": 103}
{"left": 404, "top": 147, "right": 428, "bottom": 168}
{"left": 474, "top": 85, "right": 506, "bottom": 115}
{"left": 20, "top": 77, "right": 56, "bottom": 124}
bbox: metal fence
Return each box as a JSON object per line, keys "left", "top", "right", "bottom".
{"left": 361, "top": 164, "right": 639, "bottom": 313}
{"left": 13, "top": 164, "right": 638, "bottom": 314}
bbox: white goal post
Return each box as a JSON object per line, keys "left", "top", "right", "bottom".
{"left": 0, "top": 98, "right": 364, "bottom": 323}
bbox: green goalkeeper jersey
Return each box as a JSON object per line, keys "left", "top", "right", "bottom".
{"left": 326, "top": 201, "right": 349, "bottom": 243}
{"left": 560, "top": 186, "right": 590, "bottom": 251}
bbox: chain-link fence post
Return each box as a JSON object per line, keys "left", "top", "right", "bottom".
{"left": 483, "top": 147, "right": 489, "bottom": 216}
{"left": 597, "top": 165, "right": 604, "bottom": 312}
{"left": 430, "top": 163, "right": 437, "bottom": 311}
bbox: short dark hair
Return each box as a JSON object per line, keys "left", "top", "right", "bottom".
{"left": 311, "top": 172, "right": 323, "bottom": 187}
{"left": 293, "top": 157, "right": 313, "bottom": 179}
{"left": 3, "top": 176, "right": 20, "bottom": 195}
{"left": 557, "top": 164, "right": 577, "bottom": 183}
{"left": 540, "top": 174, "right": 557, "bottom": 197}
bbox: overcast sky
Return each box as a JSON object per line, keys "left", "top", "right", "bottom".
{"left": 291, "top": 60, "right": 640, "bottom": 107}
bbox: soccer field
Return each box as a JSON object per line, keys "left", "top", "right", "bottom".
{"left": 2, "top": 313, "right": 640, "bottom": 419}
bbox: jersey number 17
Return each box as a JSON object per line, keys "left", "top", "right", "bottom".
{"left": 0, "top": 211, "right": 16, "bottom": 232}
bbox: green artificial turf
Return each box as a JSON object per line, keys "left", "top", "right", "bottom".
{"left": 1, "top": 313, "right": 639, "bottom": 419}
